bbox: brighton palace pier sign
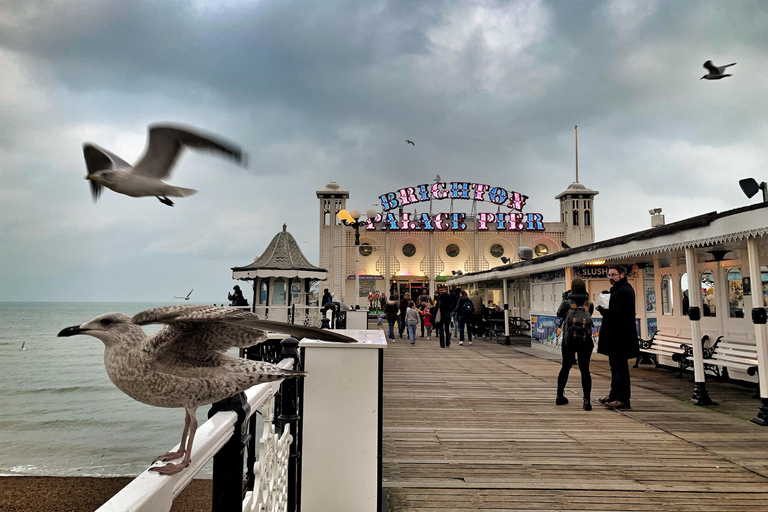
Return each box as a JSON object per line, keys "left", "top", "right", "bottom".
{"left": 369, "top": 181, "right": 545, "bottom": 232}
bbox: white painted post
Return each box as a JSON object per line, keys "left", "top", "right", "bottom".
{"left": 747, "top": 237, "right": 768, "bottom": 399}
{"left": 300, "top": 330, "right": 386, "bottom": 512}
{"left": 685, "top": 246, "right": 715, "bottom": 405}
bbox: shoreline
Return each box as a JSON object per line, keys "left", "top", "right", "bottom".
{"left": 0, "top": 476, "right": 212, "bottom": 512}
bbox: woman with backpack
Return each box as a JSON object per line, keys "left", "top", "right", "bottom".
{"left": 454, "top": 290, "right": 474, "bottom": 346}
{"left": 555, "top": 278, "right": 595, "bottom": 410}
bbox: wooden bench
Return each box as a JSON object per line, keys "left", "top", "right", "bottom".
{"left": 706, "top": 337, "right": 759, "bottom": 381}
{"left": 634, "top": 331, "right": 693, "bottom": 378}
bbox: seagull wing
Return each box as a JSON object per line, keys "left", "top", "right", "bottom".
{"left": 186, "top": 289, "right": 194, "bottom": 299}
{"left": 131, "top": 124, "right": 246, "bottom": 180}
{"left": 83, "top": 143, "right": 133, "bottom": 202}
{"left": 132, "top": 305, "right": 357, "bottom": 353}
{"left": 703, "top": 60, "right": 719, "bottom": 74}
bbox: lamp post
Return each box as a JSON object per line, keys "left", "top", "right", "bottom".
{"left": 338, "top": 208, "right": 378, "bottom": 308}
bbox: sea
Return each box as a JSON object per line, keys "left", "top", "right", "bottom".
{"left": 0, "top": 302, "right": 239, "bottom": 478}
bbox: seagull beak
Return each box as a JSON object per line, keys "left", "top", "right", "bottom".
{"left": 86, "top": 174, "right": 94, "bottom": 180}
{"left": 58, "top": 325, "right": 88, "bottom": 337}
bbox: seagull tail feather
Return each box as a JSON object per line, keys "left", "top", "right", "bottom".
{"left": 165, "top": 186, "right": 198, "bottom": 198}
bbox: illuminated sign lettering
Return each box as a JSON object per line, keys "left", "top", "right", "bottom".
{"left": 369, "top": 181, "right": 545, "bottom": 232}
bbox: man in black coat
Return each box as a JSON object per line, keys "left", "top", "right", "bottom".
{"left": 596, "top": 265, "right": 636, "bottom": 409}
{"left": 434, "top": 285, "right": 453, "bottom": 348}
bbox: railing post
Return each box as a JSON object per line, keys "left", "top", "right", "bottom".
{"left": 278, "top": 337, "right": 302, "bottom": 512}
{"left": 209, "top": 392, "right": 251, "bottom": 512}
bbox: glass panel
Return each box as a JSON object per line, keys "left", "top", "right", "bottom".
{"left": 402, "top": 243, "right": 416, "bottom": 257}
{"left": 680, "top": 273, "right": 689, "bottom": 316}
{"left": 661, "top": 274, "right": 673, "bottom": 315}
{"left": 727, "top": 268, "right": 744, "bottom": 318}
{"left": 701, "top": 270, "right": 716, "bottom": 317}
{"left": 272, "top": 279, "right": 287, "bottom": 305}
{"left": 446, "top": 243, "right": 460, "bottom": 257}
{"left": 490, "top": 243, "right": 504, "bottom": 258}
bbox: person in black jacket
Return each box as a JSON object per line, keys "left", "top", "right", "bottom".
{"left": 434, "top": 285, "right": 453, "bottom": 348}
{"left": 596, "top": 265, "right": 637, "bottom": 410}
{"left": 555, "top": 278, "right": 594, "bottom": 410}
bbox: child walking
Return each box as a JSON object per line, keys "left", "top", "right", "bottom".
{"left": 422, "top": 306, "right": 433, "bottom": 340}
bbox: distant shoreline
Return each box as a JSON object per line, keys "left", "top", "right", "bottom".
{"left": 0, "top": 476, "right": 211, "bottom": 512}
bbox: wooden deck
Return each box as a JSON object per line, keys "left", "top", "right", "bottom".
{"left": 382, "top": 336, "right": 768, "bottom": 511}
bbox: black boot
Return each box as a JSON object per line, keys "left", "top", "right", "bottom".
{"left": 583, "top": 398, "right": 592, "bottom": 411}
{"left": 556, "top": 394, "right": 569, "bottom": 405}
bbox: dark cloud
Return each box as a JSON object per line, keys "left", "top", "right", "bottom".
{"left": 0, "top": 0, "right": 767, "bottom": 300}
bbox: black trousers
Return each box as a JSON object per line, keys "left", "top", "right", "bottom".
{"left": 608, "top": 353, "right": 631, "bottom": 403}
{"left": 557, "top": 342, "right": 593, "bottom": 399}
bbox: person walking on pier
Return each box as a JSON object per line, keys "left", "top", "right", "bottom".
{"left": 596, "top": 265, "right": 637, "bottom": 410}
{"left": 398, "top": 292, "right": 411, "bottom": 339}
{"left": 405, "top": 301, "right": 420, "bottom": 345}
{"left": 455, "top": 290, "right": 474, "bottom": 346}
{"left": 555, "top": 278, "right": 594, "bottom": 410}
{"left": 384, "top": 295, "right": 399, "bottom": 341}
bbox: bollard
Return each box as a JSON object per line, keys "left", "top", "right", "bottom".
{"left": 209, "top": 393, "right": 251, "bottom": 512}
{"left": 278, "top": 337, "right": 303, "bottom": 512}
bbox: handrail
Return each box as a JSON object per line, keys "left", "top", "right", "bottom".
{"left": 96, "top": 359, "right": 294, "bottom": 512}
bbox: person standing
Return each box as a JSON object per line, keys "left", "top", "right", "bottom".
{"left": 321, "top": 288, "right": 333, "bottom": 306}
{"left": 384, "top": 295, "right": 399, "bottom": 341}
{"left": 469, "top": 290, "right": 484, "bottom": 337}
{"left": 555, "top": 278, "right": 594, "bottom": 410}
{"left": 422, "top": 306, "right": 433, "bottom": 340}
{"left": 419, "top": 290, "right": 432, "bottom": 337}
{"left": 398, "top": 292, "right": 411, "bottom": 339}
{"left": 596, "top": 265, "right": 637, "bottom": 410}
{"left": 454, "top": 290, "right": 474, "bottom": 346}
{"left": 405, "top": 301, "right": 420, "bottom": 346}
{"left": 434, "top": 285, "right": 453, "bottom": 348}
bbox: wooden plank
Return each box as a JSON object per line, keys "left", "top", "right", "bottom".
{"left": 382, "top": 336, "right": 768, "bottom": 511}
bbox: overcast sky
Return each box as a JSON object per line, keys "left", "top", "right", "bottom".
{"left": 1, "top": 0, "right": 766, "bottom": 302}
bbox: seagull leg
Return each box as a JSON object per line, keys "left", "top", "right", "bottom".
{"left": 157, "top": 196, "right": 175, "bottom": 207}
{"left": 150, "top": 407, "right": 198, "bottom": 475}
{"left": 151, "top": 410, "right": 191, "bottom": 464}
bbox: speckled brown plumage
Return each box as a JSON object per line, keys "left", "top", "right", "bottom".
{"left": 58, "top": 305, "right": 356, "bottom": 474}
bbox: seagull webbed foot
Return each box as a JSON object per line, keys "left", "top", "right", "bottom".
{"left": 157, "top": 196, "right": 175, "bottom": 207}
{"left": 149, "top": 460, "right": 190, "bottom": 475}
{"left": 151, "top": 450, "right": 185, "bottom": 464}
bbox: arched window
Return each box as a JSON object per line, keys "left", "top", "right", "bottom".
{"left": 573, "top": 209, "right": 579, "bottom": 226}
{"left": 324, "top": 210, "right": 330, "bottom": 225}
{"left": 700, "top": 271, "right": 716, "bottom": 317}
{"left": 260, "top": 281, "right": 268, "bottom": 304}
{"left": 661, "top": 274, "right": 673, "bottom": 315}
{"left": 584, "top": 210, "right": 591, "bottom": 227}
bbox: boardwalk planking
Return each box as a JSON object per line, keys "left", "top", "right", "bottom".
{"left": 382, "top": 337, "right": 768, "bottom": 511}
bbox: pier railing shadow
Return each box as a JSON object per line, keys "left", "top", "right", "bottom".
{"left": 96, "top": 337, "right": 302, "bottom": 512}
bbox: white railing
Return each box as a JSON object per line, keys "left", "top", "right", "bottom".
{"left": 252, "top": 305, "right": 324, "bottom": 327}
{"left": 96, "top": 359, "right": 295, "bottom": 512}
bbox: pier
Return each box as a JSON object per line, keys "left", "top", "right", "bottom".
{"left": 382, "top": 336, "right": 768, "bottom": 511}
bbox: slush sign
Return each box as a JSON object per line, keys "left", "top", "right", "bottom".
{"left": 369, "top": 181, "right": 544, "bottom": 232}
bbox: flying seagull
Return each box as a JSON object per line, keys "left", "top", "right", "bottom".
{"left": 405, "top": 140, "right": 415, "bottom": 146}
{"left": 58, "top": 305, "right": 356, "bottom": 475}
{"left": 174, "top": 289, "right": 194, "bottom": 300}
{"left": 701, "top": 60, "right": 736, "bottom": 80}
{"left": 83, "top": 123, "right": 247, "bottom": 206}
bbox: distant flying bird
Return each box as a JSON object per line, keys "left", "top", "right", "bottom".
{"left": 701, "top": 60, "right": 736, "bottom": 80}
{"left": 405, "top": 140, "right": 415, "bottom": 146}
{"left": 174, "top": 289, "right": 194, "bottom": 300}
{"left": 58, "top": 305, "right": 356, "bottom": 475}
{"left": 561, "top": 241, "right": 571, "bottom": 249}
{"left": 83, "top": 123, "right": 247, "bottom": 206}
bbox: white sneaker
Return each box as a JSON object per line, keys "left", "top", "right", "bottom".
{"left": 459, "top": 341, "right": 464, "bottom": 346}
{"left": 469, "top": 341, "right": 473, "bottom": 345}
{"left": 427, "top": 336, "right": 431, "bottom": 340}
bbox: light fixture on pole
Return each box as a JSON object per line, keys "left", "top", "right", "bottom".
{"left": 739, "top": 178, "right": 767, "bottom": 202}
{"left": 338, "top": 207, "right": 378, "bottom": 308}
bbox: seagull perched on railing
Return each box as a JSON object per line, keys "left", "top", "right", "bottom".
{"left": 58, "top": 305, "right": 355, "bottom": 475}
{"left": 701, "top": 60, "right": 736, "bottom": 80}
{"left": 83, "top": 123, "right": 247, "bottom": 206}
